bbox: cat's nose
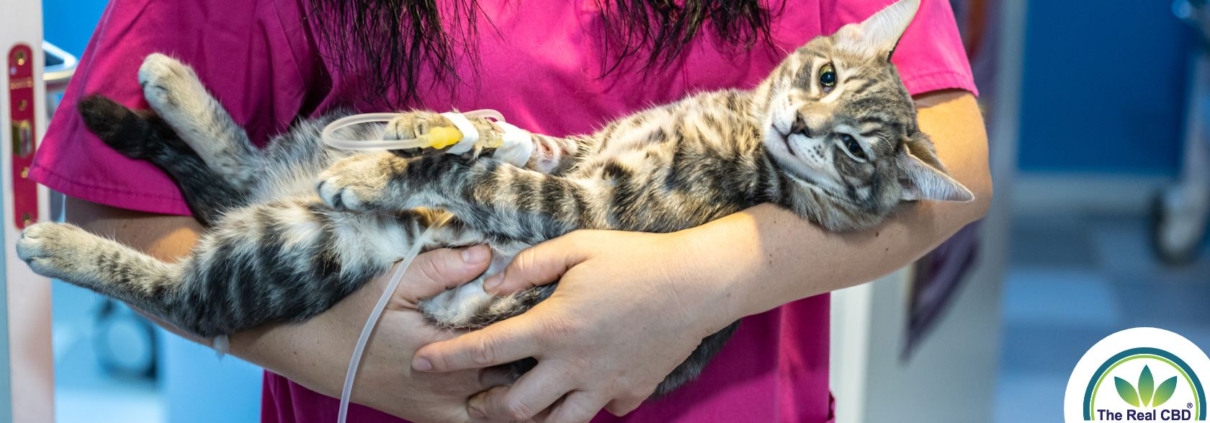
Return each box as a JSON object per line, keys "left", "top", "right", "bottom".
{"left": 794, "top": 113, "right": 832, "bottom": 138}
{"left": 791, "top": 115, "right": 813, "bottom": 137}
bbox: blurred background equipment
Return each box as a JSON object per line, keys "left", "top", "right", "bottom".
{"left": 92, "top": 300, "right": 157, "bottom": 379}
{"left": 1152, "top": 0, "right": 1210, "bottom": 264}
{"left": 41, "top": 41, "right": 74, "bottom": 119}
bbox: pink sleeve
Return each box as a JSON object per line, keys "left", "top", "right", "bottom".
{"left": 821, "top": 0, "right": 978, "bottom": 97}
{"left": 30, "top": 0, "right": 317, "bottom": 216}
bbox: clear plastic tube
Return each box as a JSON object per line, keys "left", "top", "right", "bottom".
{"left": 321, "top": 113, "right": 431, "bottom": 151}
{"left": 336, "top": 223, "right": 439, "bottom": 423}
{"left": 322, "top": 110, "right": 506, "bottom": 151}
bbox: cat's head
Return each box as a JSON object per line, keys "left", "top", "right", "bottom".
{"left": 757, "top": 0, "right": 973, "bottom": 230}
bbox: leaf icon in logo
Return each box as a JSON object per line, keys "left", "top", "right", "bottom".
{"left": 1140, "top": 366, "right": 1155, "bottom": 407}
{"left": 1152, "top": 377, "right": 1178, "bottom": 407}
{"left": 1117, "top": 377, "right": 1141, "bottom": 407}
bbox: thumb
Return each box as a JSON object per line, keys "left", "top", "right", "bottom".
{"left": 483, "top": 234, "right": 589, "bottom": 295}
{"left": 397, "top": 245, "right": 492, "bottom": 302}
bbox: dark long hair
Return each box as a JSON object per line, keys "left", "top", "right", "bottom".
{"left": 308, "top": 0, "right": 775, "bottom": 106}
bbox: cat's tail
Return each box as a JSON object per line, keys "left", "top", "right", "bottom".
{"left": 77, "top": 95, "right": 247, "bottom": 226}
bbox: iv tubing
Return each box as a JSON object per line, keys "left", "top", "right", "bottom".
{"left": 336, "top": 224, "right": 439, "bottom": 423}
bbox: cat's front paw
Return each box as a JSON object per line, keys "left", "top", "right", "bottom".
{"left": 316, "top": 153, "right": 400, "bottom": 211}
{"left": 387, "top": 112, "right": 500, "bottom": 159}
{"left": 17, "top": 223, "right": 97, "bottom": 281}
{"left": 385, "top": 112, "right": 453, "bottom": 141}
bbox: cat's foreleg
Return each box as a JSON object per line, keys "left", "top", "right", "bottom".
{"left": 317, "top": 154, "right": 606, "bottom": 243}
{"left": 384, "top": 112, "right": 596, "bottom": 175}
{"left": 524, "top": 133, "right": 595, "bottom": 175}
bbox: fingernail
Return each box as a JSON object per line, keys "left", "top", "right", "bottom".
{"left": 412, "top": 357, "right": 433, "bottom": 372}
{"left": 483, "top": 273, "right": 503, "bottom": 291}
{"left": 462, "top": 245, "right": 489, "bottom": 264}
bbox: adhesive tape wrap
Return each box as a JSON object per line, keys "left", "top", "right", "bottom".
{"left": 492, "top": 121, "right": 535, "bottom": 167}
{"left": 440, "top": 112, "right": 480, "bottom": 155}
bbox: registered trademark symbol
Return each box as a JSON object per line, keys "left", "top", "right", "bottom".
{"left": 1189, "top": 402, "right": 1194, "bottom": 409}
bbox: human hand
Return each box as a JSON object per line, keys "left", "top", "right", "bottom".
{"left": 232, "top": 245, "right": 516, "bottom": 423}
{"left": 412, "top": 231, "right": 739, "bottom": 423}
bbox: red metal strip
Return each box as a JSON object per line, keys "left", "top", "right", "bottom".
{"left": 9, "top": 44, "right": 38, "bottom": 229}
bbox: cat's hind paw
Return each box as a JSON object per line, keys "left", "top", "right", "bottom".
{"left": 17, "top": 223, "right": 98, "bottom": 282}
{"left": 138, "top": 54, "right": 209, "bottom": 119}
{"left": 316, "top": 153, "right": 400, "bottom": 212}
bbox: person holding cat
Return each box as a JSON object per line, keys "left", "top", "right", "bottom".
{"left": 29, "top": 0, "right": 990, "bottom": 422}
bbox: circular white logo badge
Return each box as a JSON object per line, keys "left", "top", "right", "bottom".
{"left": 1065, "top": 328, "right": 1210, "bottom": 422}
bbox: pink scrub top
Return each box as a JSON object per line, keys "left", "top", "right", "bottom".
{"left": 32, "top": 0, "right": 976, "bottom": 422}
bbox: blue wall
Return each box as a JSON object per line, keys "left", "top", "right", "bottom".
{"left": 42, "top": 0, "right": 108, "bottom": 57}
{"left": 1017, "top": 1, "right": 1194, "bottom": 175}
{"left": 158, "top": 330, "right": 262, "bottom": 423}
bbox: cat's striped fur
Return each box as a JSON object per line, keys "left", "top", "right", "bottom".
{"left": 18, "top": 0, "right": 969, "bottom": 396}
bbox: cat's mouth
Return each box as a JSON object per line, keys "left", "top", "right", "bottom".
{"left": 776, "top": 130, "right": 797, "bottom": 157}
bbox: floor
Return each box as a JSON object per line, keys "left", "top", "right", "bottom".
{"left": 993, "top": 213, "right": 1210, "bottom": 423}
{"left": 52, "top": 280, "right": 165, "bottom": 423}
{"left": 52, "top": 276, "right": 263, "bottom": 423}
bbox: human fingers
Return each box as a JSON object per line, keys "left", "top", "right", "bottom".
{"left": 413, "top": 315, "right": 545, "bottom": 372}
{"left": 543, "top": 390, "right": 609, "bottom": 423}
{"left": 467, "top": 363, "right": 572, "bottom": 422}
{"left": 483, "top": 233, "right": 591, "bottom": 295}
{"left": 397, "top": 245, "right": 492, "bottom": 303}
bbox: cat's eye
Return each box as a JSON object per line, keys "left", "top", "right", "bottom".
{"left": 819, "top": 63, "right": 837, "bottom": 92}
{"left": 840, "top": 134, "right": 867, "bottom": 161}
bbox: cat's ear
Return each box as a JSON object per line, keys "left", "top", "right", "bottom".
{"left": 835, "top": 0, "right": 921, "bottom": 60}
{"left": 898, "top": 147, "right": 974, "bottom": 203}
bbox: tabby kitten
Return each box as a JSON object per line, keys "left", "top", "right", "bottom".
{"left": 18, "top": 0, "right": 968, "bottom": 395}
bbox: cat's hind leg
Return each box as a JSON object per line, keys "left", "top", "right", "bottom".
{"left": 17, "top": 222, "right": 179, "bottom": 319}
{"left": 138, "top": 53, "right": 261, "bottom": 190}
{"left": 78, "top": 95, "right": 246, "bottom": 225}
{"left": 17, "top": 202, "right": 405, "bottom": 338}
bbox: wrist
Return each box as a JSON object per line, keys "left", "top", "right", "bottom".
{"left": 662, "top": 230, "right": 756, "bottom": 333}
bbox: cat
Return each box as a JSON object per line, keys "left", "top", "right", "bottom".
{"left": 18, "top": 0, "right": 969, "bottom": 396}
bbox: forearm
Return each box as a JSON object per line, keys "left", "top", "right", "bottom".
{"left": 65, "top": 197, "right": 211, "bottom": 344}
{"left": 676, "top": 90, "right": 992, "bottom": 320}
